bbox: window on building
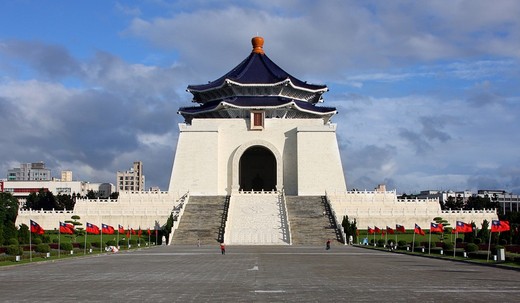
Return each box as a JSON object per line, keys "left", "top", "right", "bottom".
{"left": 250, "top": 111, "right": 264, "bottom": 130}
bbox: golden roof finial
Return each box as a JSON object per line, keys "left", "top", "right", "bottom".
{"left": 251, "top": 36, "right": 264, "bottom": 54}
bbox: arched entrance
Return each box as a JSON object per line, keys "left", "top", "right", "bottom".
{"left": 239, "top": 146, "right": 276, "bottom": 191}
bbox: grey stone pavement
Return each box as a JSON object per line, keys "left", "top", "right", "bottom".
{"left": 1, "top": 245, "right": 520, "bottom": 302}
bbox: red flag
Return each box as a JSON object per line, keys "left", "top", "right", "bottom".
{"left": 131, "top": 228, "right": 136, "bottom": 235}
{"left": 414, "top": 224, "right": 425, "bottom": 236}
{"left": 396, "top": 224, "right": 406, "bottom": 233}
{"left": 86, "top": 222, "right": 100, "bottom": 235}
{"left": 118, "top": 224, "right": 125, "bottom": 234}
{"left": 374, "top": 226, "right": 381, "bottom": 234}
{"left": 386, "top": 226, "right": 395, "bottom": 234}
{"left": 368, "top": 227, "right": 375, "bottom": 234}
{"left": 381, "top": 230, "right": 386, "bottom": 235}
{"left": 455, "top": 221, "right": 473, "bottom": 233}
{"left": 430, "top": 223, "right": 444, "bottom": 233}
{"left": 102, "top": 224, "right": 115, "bottom": 235}
{"left": 59, "top": 222, "right": 74, "bottom": 234}
{"left": 138, "top": 228, "right": 142, "bottom": 237}
{"left": 147, "top": 228, "right": 151, "bottom": 236}
{"left": 126, "top": 231, "right": 130, "bottom": 238}
{"left": 30, "top": 220, "right": 45, "bottom": 235}
{"left": 491, "top": 220, "right": 510, "bottom": 233}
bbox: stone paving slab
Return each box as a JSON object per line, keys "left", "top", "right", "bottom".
{"left": 1, "top": 245, "right": 520, "bottom": 302}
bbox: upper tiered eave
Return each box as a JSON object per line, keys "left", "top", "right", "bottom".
{"left": 187, "top": 38, "right": 328, "bottom": 104}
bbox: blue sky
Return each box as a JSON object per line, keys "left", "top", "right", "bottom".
{"left": 1, "top": 0, "right": 519, "bottom": 194}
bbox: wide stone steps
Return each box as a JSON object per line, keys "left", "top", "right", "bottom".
{"left": 285, "top": 196, "right": 339, "bottom": 245}
{"left": 172, "top": 196, "right": 227, "bottom": 245}
{"left": 225, "top": 193, "right": 289, "bottom": 245}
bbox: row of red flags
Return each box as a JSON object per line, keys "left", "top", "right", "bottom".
{"left": 367, "top": 220, "right": 510, "bottom": 236}
{"left": 30, "top": 220, "right": 158, "bottom": 237}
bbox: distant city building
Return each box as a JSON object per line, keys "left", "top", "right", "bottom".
{"left": 61, "top": 170, "right": 73, "bottom": 182}
{"left": 0, "top": 180, "right": 111, "bottom": 207}
{"left": 418, "top": 189, "right": 520, "bottom": 214}
{"left": 98, "top": 183, "right": 114, "bottom": 198}
{"left": 117, "top": 161, "right": 145, "bottom": 192}
{"left": 7, "top": 162, "right": 51, "bottom": 181}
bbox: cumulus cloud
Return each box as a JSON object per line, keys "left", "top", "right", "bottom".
{"left": 1, "top": 0, "right": 520, "bottom": 194}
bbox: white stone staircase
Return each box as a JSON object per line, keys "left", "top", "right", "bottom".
{"left": 225, "top": 192, "right": 290, "bottom": 245}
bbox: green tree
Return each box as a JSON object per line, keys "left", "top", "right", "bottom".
{"left": 0, "top": 192, "right": 19, "bottom": 245}
{"left": 18, "top": 223, "right": 30, "bottom": 244}
{"left": 433, "top": 217, "right": 450, "bottom": 242}
{"left": 65, "top": 215, "right": 83, "bottom": 242}
{"left": 25, "top": 189, "right": 58, "bottom": 210}
{"left": 55, "top": 194, "right": 75, "bottom": 210}
{"left": 109, "top": 192, "right": 119, "bottom": 199}
{"left": 86, "top": 190, "right": 98, "bottom": 199}
{"left": 478, "top": 219, "right": 490, "bottom": 244}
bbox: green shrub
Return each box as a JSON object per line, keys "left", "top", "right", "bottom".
{"left": 499, "top": 239, "right": 507, "bottom": 245}
{"left": 398, "top": 240, "right": 407, "bottom": 246}
{"left": 60, "top": 242, "right": 73, "bottom": 251}
{"left": 118, "top": 239, "right": 127, "bottom": 246}
{"left": 6, "top": 245, "right": 23, "bottom": 256}
{"left": 465, "top": 243, "right": 479, "bottom": 252}
{"left": 129, "top": 239, "right": 137, "bottom": 246}
{"left": 35, "top": 244, "right": 50, "bottom": 253}
{"left": 32, "top": 238, "right": 42, "bottom": 245}
{"left": 443, "top": 243, "right": 454, "bottom": 251}
{"left": 79, "top": 242, "right": 91, "bottom": 249}
{"left": 493, "top": 245, "right": 504, "bottom": 254}
{"left": 106, "top": 240, "right": 116, "bottom": 246}
{"left": 91, "top": 241, "right": 101, "bottom": 248}
{"left": 473, "top": 238, "right": 481, "bottom": 245}
{"left": 377, "top": 239, "right": 386, "bottom": 247}
{"left": 42, "top": 235, "right": 51, "bottom": 243}
{"left": 8, "top": 238, "right": 19, "bottom": 246}
{"left": 52, "top": 238, "right": 59, "bottom": 243}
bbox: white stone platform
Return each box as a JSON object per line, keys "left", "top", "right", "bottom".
{"left": 225, "top": 192, "right": 289, "bottom": 245}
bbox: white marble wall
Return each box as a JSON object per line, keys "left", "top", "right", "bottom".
{"left": 15, "top": 191, "right": 181, "bottom": 230}
{"left": 328, "top": 191, "right": 497, "bottom": 229}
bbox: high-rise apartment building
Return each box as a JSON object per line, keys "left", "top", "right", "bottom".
{"left": 116, "top": 161, "right": 145, "bottom": 192}
{"left": 7, "top": 162, "right": 51, "bottom": 181}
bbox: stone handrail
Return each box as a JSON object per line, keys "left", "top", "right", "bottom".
{"left": 325, "top": 193, "right": 346, "bottom": 245}
{"left": 168, "top": 191, "right": 189, "bottom": 245}
{"left": 280, "top": 189, "right": 292, "bottom": 245}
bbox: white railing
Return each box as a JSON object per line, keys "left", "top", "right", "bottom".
{"left": 280, "top": 189, "right": 292, "bottom": 245}
{"left": 168, "top": 191, "right": 190, "bottom": 245}
{"left": 325, "top": 194, "right": 346, "bottom": 245}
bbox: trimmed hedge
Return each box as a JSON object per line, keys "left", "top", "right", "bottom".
{"left": 465, "top": 243, "right": 479, "bottom": 252}
{"left": 6, "top": 245, "right": 23, "bottom": 256}
{"left": 35, "top": 244, "right": 50, "bottom": 253}
{"left": 79, "top": 242, "right": 91, "bottom": 249}
{"left": 60, "top": 242, "right": 73, "bottom": 251}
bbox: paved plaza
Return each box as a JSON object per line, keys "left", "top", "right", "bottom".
{"left": 1, "top": 244, "right": 519, "bottom": 302}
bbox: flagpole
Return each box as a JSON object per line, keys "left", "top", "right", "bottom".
{"left": 148, "top": 228, "right": 151, "bottom": 247}
{"left": 58, "top": 222, "right": 61, "bottom": 259}
{"left": 155, "top": 228, "right": 158, "bottom": 245}
{"left": 412, "top": 231, "right": 416, "bottom": 252}
{"left": 29, "top": 220, "right": 32, "bottom": 262}
{"left": 453, "top": 219, "right": 457, "bottom": 258}
{"left": 100, "top": 226, "right": 103, "bottom": 254}
{"left": 117, "top": 226, "right": 119, "bottom": 249}
{"left": 428, "top": 227, "right": 432, "bottom": 255}
{"left": 487, "top": 228, "right": 492, "bottom": 262}
{"left": 84, "top": 229, "right": 87, "bottom": 255}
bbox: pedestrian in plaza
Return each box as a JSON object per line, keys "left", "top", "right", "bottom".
{"left": 326, "top": 239, "right": 331, "bottom": 250}
{"left": 220, "top": 242, "right": 226, "bottom": 255}
{"left": 349, "top": 235, "right": 353, "bottom": 245}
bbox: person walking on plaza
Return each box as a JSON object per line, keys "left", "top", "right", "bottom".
{"left": 326, "top": 239, "right": 331, "bottom": 250}
{"left": 220, "top": 242, "right": 226, "bottom": 255}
